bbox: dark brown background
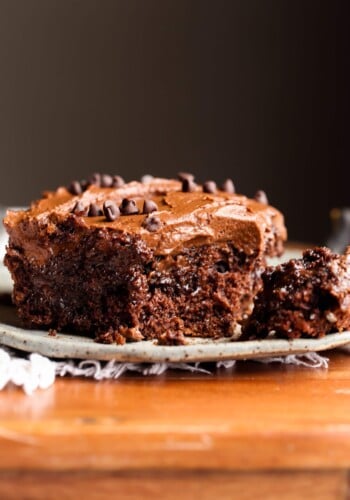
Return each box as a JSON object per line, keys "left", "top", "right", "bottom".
{"left": 0, "top": 0, "right": 348, "bottom": 243}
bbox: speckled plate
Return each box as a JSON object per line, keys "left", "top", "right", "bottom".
{"left": 1, "top": 303, "right": 350, "bottom": 362}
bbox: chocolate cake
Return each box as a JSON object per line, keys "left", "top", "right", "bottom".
{"left": 3, "top": 174, "right": 286, "bottom": 344}
{"left": 242, "top": 247, "right": 350, "bottom": 340}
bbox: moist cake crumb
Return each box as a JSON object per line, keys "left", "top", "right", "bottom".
{"left": 242, "top": 246, "right": 350, "bottom": 340}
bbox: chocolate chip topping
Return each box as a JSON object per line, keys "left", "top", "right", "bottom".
{"left": 112, "top": 175, "right": 125, "bottom": 188}
{"left": 120, "top": 198, "right": 139, "bottom": 215}
{"left": 88, "top": 173, "right": 124, "bottom": 188}
{"left": 254, "top": 190, "right": 268, "bottom": 205}
{"left": 100, "top": 174, "right": 113, "bottom": 188}
{"left": 88, "top": 203, "right": 103, "bottom": 217}
{"left": 80, "top": 180, "right": 89, "bottom": 191}
{"left": 142, "top": 200, "right": 158, "bottom": 214}
{"left": 72, "top": 201, "right": 89, "bottom": 216}
{"left": 177, "top": 172, "right": 195, "bottom": 182}
{"left": 142, "top": 215, "right": 162, "bottom": 232}
{"left": 203, "top": 180, "right": 217, "bottom": 194}
{"left": 221, "top": 179, "right": 235, "bottom": 194}
{"left": 68, "top": 181, "right": 83, "bottom": 195}
{"left": 103, "top": 200, "right": 120, "bottom": 221}
{"left": 89, "top": 173, "right": 102, "bottom": 186}
{"left": 182, "top": 178, "right": 197, "bottom": 193}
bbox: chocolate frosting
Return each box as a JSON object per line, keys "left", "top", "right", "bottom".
{"left": 4, "top": 178, "right": 287, "bottom": 258}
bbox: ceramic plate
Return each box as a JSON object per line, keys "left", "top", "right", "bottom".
{"left": 0, "top": 304, "right": 350, "bottom": 362}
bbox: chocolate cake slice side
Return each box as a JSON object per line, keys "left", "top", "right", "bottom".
{"left": 4, "top": 176, "right": 287, "bottom": 345}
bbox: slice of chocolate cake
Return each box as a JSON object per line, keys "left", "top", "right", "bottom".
{"left": 242, "top": 247, "right": 350, "bottom": 340}
{"left": 3, "top": 174, "right": 286, "bottom": 344}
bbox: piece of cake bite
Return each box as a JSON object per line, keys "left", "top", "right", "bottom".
{"left": 242, "top": 247, "right": 350, "bottom": 340}
{"left": 3, "top": 174, "right": 286, "bottom": 344}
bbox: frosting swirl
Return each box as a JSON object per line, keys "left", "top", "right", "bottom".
{"left": 4, "top": 178, "right": 287, "bottom": 258}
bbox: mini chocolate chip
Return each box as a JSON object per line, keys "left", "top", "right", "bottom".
{"left": 68, "top": 181, "right": 83, "bottom": 195}
{"left": 100, "top": 174, "right": 113, "bottom": 187}
{"left": 112, "top": 175, "right": 125, "bottom": 188}
{"left": 72, "top": 201, "right": 89, "bottom": 216}
{"left": 120, "top": 198, "right": 139, "bottom": 215}
{"left": 254, "top": 190, "right": 268, "bottom": 204}
{"left": 120, "top": 198, "right": 129, "bottom": 209}
{"left": 103, "top": 200, "right": 120, "bottom": 221}
{"left": 221, "top": 179, "right": 235, "bottom": 193}
{"left": 80, "top": 179, "right": 89, "bottom": 191}
{"left": 142, "top": 215, "right": 162, "bottom": 232}
{"left": 182, "top": 178, "right": 197, "bottom": 192}
{"left": 203, "top": 180, "right": 217, "bottom": 194}
{"left": 143, "top": 200, "right": 158, "bottom": 214}
{"left": 89, "top": 173, "right": 102, "bottom": 186}
{"left": 88, "top": 203, "right": 103, "bottom": 217}
{"left": 177, "top": 172, "right": 195, "bottom": 182}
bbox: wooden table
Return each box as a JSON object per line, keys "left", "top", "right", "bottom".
{"left": 1, "top": 351, "right": 350, "bottom": 499}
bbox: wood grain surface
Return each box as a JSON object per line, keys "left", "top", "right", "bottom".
{"left": 1, "top": 350, "right": 350, "bottom": 498}
{"left": 0, "top": 471, "right": 346, "bottom": 500}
